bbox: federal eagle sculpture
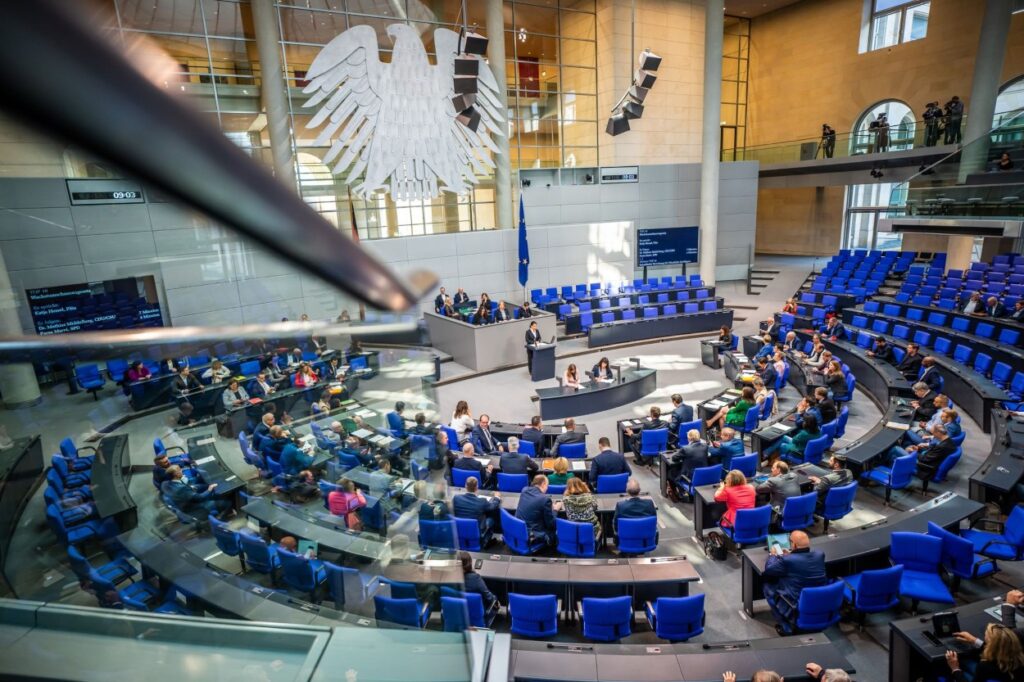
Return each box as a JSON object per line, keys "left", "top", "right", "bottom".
{"left": 303, "top": 24, "right": 504, "bottom": 201}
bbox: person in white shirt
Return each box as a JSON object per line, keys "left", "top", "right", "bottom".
{"left": 450, "top": 400, "right": 475, "bottom": 443}
{"left": 202, "top": 359, "right": 231, "bottom": 384}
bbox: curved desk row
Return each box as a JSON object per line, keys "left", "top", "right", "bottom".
{"left": 969, "top": 409, "right": 1024, "bottom": 504}
{"left": 588, "top": 308, "right": 733, "bottom": 348}
{"left": 833, "top": 397, "right": 915, "bottom": 474}
{"left": 562, "top": 284, "right": 717, "bottom": 314}
{"left": 870, "top": 296, "right": 1024, "bottom": 345}
{"left": 90, "top": 434, "right": 138, "bottom": 531}
{"left": 834, "top": 317, "right": 1009, "bottom": 432}
{"left": 565, "top": 295, "right": 721, "bottom": 335}
{"left": 444, "top": 487, "right": 658, "bottom": 515}
{"left": 794, "top": 331, "right": 913, "bottom": 406}
{"left": 128, "top": 353, "right": 262, "bottom": 411}
{"left": 510, "top": 633, "right": 854, "bottom": 682}
{"left": 0, "top": 435, "right": 43, "bottom": 595}
{"left": 740, "top": 492, "right": 985, "bottom": 616}
{"left": 184, "top": 436, "right": 251, "bottom": 506}
{"left": 490, "top": 421, "right": 591, "bottom": 453}
{"left": 537, "top": 368, "right": 657, "bottom": 420}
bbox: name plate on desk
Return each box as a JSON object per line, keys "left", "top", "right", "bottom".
{"left": 885, "top": 421, "right": 911, "bottom": 430}
{"left": 194, "top": 455, "right": 216, "bottom": 466}
{"left": 571, "top": 461, "right": 587, "bottom": 472}
{"left": 196, "top": 437, "right": 215, "bottom": 446}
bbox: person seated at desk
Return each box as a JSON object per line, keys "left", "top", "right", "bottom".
{"left": 709, "top": 428, "right": 745, "bottom": 472}
{"left": 518, "top": 301, "right": 533, "bottom": 318}
{"left": 160, "top": 465, "right": 230, "bottom": 520}
{"left": 896, "top": 341, "right": 924, "bottom": 380}
{"left": 171, "top": 365, "right": 202, "bottom": 397}
{"left": 592, "top": 356, "right": 614, "bottom": 381}
{"left": 250, "top": 371, "right": 276, "bottom": 399}
{"left": 624, "top": 407, "right": 668, "bottom": 466}
{"left": 409, "top": 412, "right": 434, "bottom": 436}
{"left": 752, "top": 377, "right": 778, "bottom": 417}
{"left": 451, "top": 442, "right": 495, "bottom": 489}
{"left": 716, "top": 326, "right": 734, "bottom": 351}
{"left": 280, "top": 438, "right": 316, "bottom": 476}
{"left": 499, "top": 437, "right": 538, "bottom": 476}
{"left": 472, "top": 301, "right": 491, "bottom": 325}
{"left": 907, "top": 395, "right": 950, "bottom": 440}
{"left": 323, "top": 356, "right": 345, "bottom": 381}
{"left": 221, "top": 379, "right": 249, "bottom": 410}
{"left": 754, "top": 335, "right": 775, "bottom": 360}
{"left": 450, "top": 400, "right": 475, "bottom": 445}
{"left": 521, "top": 416, "right": 545, "bottom": 451}
{"left": 813, "top": 387, "right": 837, "bottom": 425}
{"left": 907, "top": 407, "right": 960, "bottom": 447}
{"left": 589, "top": 436, "right": 631, "bottom": 487}
{"left": 419, "top": 484, "right": 451, "bottom": 521}
{"left": 516, "top": 475, "right": 560, "bottom": 546}
{"left": 453, "top": 288, "right": 470, "bottom": 306}
{"left": 453, "top": 477, "right": 501, "bottom": 539}
{"left": 767, "top": 413, "right": 820, "bottom": 464}
{"left": 551, "top": 418, "right": 586, "bottom": 457}
{"left": 669, "top": 429, "right": 709, "bottom": 499}
{"left": 563, "top": 477, "right": 602, "bottom": 542}
{"left": 494, "top": 300, "right": 512, "bottom": 323}
{"left": 294, "top": 362, "right": 319, "bottom": 388}
{"left": 613, "top": 478, "right": 656, "bottom": 526}
{"left": 782, "top": 298, "right": 798, "bottom": 314}
{"left": 805, "top": 349, "right": 832, "bottom": 373}
{"left": 562, "top": 363, "right": 582, "bottom": 389}
{"left": 706, "top": 386, "right": 758, "bottom": 434}
{"left": 911, "top": 425, "right": 959, "bottom": 481}
{"left": 260, "top": 425, "right": 291, "bottom": 461}
{"left": 772, "top": 350, "right": 787, "bottom": 380}
{"left": 795, "top": 334, "right": 823, "bottom": 361}
{"left": 763, "top": 530, "right": 827, "bottom": 635}
{"left": 909, "top": 382, "right": 940, "bottom": 422}
{"left": 947, "top": 623, "right": 1024, "bottom": 682}
{"left": 759, "top": 318, "right": 777, "bottom": 337}
{"left": 434, "top": 286, "right": 447, "bottom": 313}
{"left": 153, "top": 451, "right": 199, "bottom": 489}
{"left": 202, "top": 359, "right": 231, "bottom": 384}
{"left": 757, "top": 356, "right": 778, "bottom": 391}
{"left": 808, "top": 455, "right": 853, "bottom": 509}
{"left": 254, "top": 412, "right": 276, "bottom": 443}
{"left": 386, "top": 401, "right": 407, "bottom": 437}
{"left": 1010, "top": 299, "right": 1024, "bottom": 323}
{"left": 328, "top": 478, "right": 366, "bottom": 530}
{"left": 323, "top": 420, "right": 348, "bottom": 447}
{"left": 440, "top": 296, "right": 458, "bottom": 318}
{"left": 126, "top": 360, "right": 151, "bottom": 382}
{"left": 472, "top": 413, "right": 504, "bottom": 454}
{"left": 782, "top": 331, "right": 799, "bottom": 352}
{"left": 822, "top": 361, "right": 846, "bottom": 399}
{"left": 459, "top": 550, "right": 499, "bottom": 613}
{"left": 962, "top": 291, "right": 984, "bottom": 315}
{"left": 865, "top": 335, "right": 894, "bottom": 363}
{"left": 756, "top": 460, "right": 802, "bottom": 514}
{"left": 715, "top": 470, "right": 756, "bottom": 529}
{"left": 723, "top": 671, "right": 784, "bottom": 682}
{"left": 794, "top": 393, "right": 821, "bottom": 429}
{"left": 547, "top": 457, "right": 574, "bottom": 486}
{"left": 264, "top": 358, "right": 290, "bottom": 389}
{"left": 285, "top": 347, "right": 305, "bottom": 366}
{"left": 669, "top": 393, "right": 695, "bottom": 442}
{"left": 920, "top": 356, "right": 943, "bottom": 393}
{"left": 278, "top": 535, "right": 316, "bottom": 560}
{"left": 312, "top": 390, "right": 333, "bottom": 415}
{"left": 823, "top": 316, "right": 846, "bottom": 341}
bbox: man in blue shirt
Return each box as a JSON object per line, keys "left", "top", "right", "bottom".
{"left": 763, "top": 530, "right": 827, "bottom": 634}
{"left": 452, "top": 476, "right": 501, "bottom": 540}
{"left": 754, "top": 335, "right": 775, "bottom": 360}
{"left": 708, "top": 427, "right": 744, "bottom": 471}
{"left": 515, "top": 475, "right": 559, "bottom": 546}
{"left": 386, "top": 401, "right": 407, "bottom": 436}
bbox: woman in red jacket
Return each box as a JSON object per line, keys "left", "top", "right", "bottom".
{"left": 714, "top": 469, "right": 756, "bottom": 528}
{"left": 294, "top": 362, "right": 319, "bottom": 388}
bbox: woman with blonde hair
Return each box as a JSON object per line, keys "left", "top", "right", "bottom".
{"left": 713, "top": 469, "right": 755, "bottom": 528}
{"left": 547, "top": 457, "right": 574, "bottom": 486}
{"left": 562, "top": 477, "right": 601, "bottom": 540}
{"left": 752, "top": 377, "right": 778, "bottom": 417}
{"left": 948, "top": 622, "right": 1024, "bottom": 681}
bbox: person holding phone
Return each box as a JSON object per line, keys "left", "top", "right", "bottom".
{"left": 762, "top": 530, "right": 827, "bottom": 635}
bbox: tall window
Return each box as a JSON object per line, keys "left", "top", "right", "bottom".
{"left": 844, "top": 182, "right": 906, "bottom": 251}
{"left": 869, "top": 0, "right": 930, "bottom": 51}
{"left": 851, "top": 100, "right": 915, "bottom": 155}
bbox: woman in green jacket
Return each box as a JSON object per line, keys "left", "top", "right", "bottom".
{"left": 547, "top": 457, "right": 575, "bottom": 486}
{"left": 771, "top": 413, "right": 820, "bottom": 462}
{"left": 706, "top": 386, "right": 758, "bottom": 432}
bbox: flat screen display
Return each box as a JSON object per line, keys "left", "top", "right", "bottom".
{"left": 26, "top": 276, "right": 163, "bottom": 335}
{"left": 636, "top": 226, "right": 699, "bottom": 267}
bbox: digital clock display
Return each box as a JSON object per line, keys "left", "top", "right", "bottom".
{"left": 66, "top": 180, "right": 145, "bottom": 205}
{"left": 71, "top": 191, "right": 141, "bottom": 201}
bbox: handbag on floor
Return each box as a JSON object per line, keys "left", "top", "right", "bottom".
{"left": 703, "top": 531, "right": 727, "bottom": 561}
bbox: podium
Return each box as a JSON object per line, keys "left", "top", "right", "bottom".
{"left": 700, "top": 340, "right": 722, "bottom": 369}
{"left": 528, "top": 343, "right": 556, "bottom": 382}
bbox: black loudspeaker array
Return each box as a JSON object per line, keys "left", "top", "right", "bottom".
{"left": 606, "top": 49, "right": 661, "bottom": 137}
{"left": 453, "top": 31, "right": 489, "bottom": 132}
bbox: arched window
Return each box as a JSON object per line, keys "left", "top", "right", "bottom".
{"left": 995, "top": 76, "right": 1024, "bottom": 127}
{"left": 851, "top": 100, "right": 915, "bottom": 155}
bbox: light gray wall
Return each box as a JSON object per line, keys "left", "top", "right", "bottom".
{"left": 0, "top": 163, "right": 757, "bottom": 330}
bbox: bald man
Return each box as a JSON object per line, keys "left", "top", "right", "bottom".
{"left": 762, "top": 530, "right": 827, "bottom": 635}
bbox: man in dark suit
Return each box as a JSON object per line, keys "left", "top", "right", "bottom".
{"left": 434, "top": 287, "right": 447, "bottom": 313}
{"left": 808, "top": 455, "right": 854, "bottom": 510}
{"left": 499, "top": 437, "right": 539, "bottom": 475}
{"left": 962, "top": 291, "right": 984, "bottom": 315}
{"left": 452, "top": 476, "right": 501, "bottom": 540}
{"left": 708, "top": 427, "right": 745, "bottom": 471}
{"left": 913, "top": 425, "right": 959, "bottom": 481}
{"left": 589, "top": 436, "right": 631, "bottom": 487}
{"left": 525, "top": 321, "right": 542, "bottom": 373}
{"left": 910, "top": 382, "right": 939, "bottom": 422}
{"left": 813, "top": 387, "right": 838, "bottom": 425}
{"left": 919, "top": 357, "right": 943, "bottom": 393}
{"left": 515, "top": 475, "right": 559, "bottom": 545}
{"left": 755, "top": 460, "right": 802, "bottom": 513}
{"left": 865, "top": 337, "right": 893, "bottom": 363}
{"left": 668, "top": 393, "right": 694, "bottom": 443}
{"left": 823, "top": 316, "right": 845, "bottom": 341}
{"left": 1009, "top": 300, "right": 1024, "bottom": 323}
{"left": 521, "top": 416, "right": 545, "bottom": 451}
{"left": 472, "top": 414, "right": 504, "bottom": 454}
{"left": 623, "top": 406, "right": 669, "bottom": 465}
{"left": 550, "top": 418, "right": 585, "bottom": 457}
{"left": 896, "top": 342, "right": 923, "bottom": 381}
{"left": 161, "top": 465, "right": 230, "bottom": 519}
{"left": 613, "top": 479, "right": 657, "bottom": 537}
{"left": 451, "top": 442, "right": 495, "bottom": 489}
{"left": 253, "top": 412, "right": 276, "bottom": 443}
{"left": 453, "top": 288, "right": 469, "bottom": 306}
{"left": 757, "top": 356, "right": 778, "bottom": 390}
{"left": 762, "top": 530, "right": 827, "bottom": 634}
{"left": 668, "top": 429, "right": 708, "bottom": 497}
{"left": 984, "top": 296, "right": 1005, "bottom": 318}
{"left": 250, "top": 371, "right": 276, "bottom": 399}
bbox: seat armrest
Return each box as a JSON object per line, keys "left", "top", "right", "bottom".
{"left": 970, "top": 518, "right": 1005, "bottom": 531}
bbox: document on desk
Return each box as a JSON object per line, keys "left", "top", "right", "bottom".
{"left": 352, "top": 429, "right": 374, "bottom": 439}
{"left": 356, "top": 409, "right": 376, "bottom": 418}
{"left": 767, "top": 423, "right": 793, "bottom": 434}
{"left": 194, "top": 455, "right": 216, "bottom": 465}
{"left": 704, "top": 400, "right": 726, "bottom": 410}
{"left": 571, "top": 461, "right": 587, "bottom": 472}
{"left": 885, "top": 421, "right": 911, "bottom": 431}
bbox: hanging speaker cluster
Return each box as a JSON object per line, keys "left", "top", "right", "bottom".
{"left": 606, "top": 48, "right": 662, "bottom": 136}
{"left": 453, "top": 30, "right": 489, "bottom": 133}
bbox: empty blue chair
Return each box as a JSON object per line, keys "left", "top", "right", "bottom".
{"left": 842, "top": 565, "right": 903, "bottom": 619}
{"left": 418, "top": 519, "right": 457, "bottom": 550}
{"left": 684, "top": 303, "right": 698, "bottom": 313}
{"left": 323, "top": 562, "right": 379, "bottom": 610}
{"left": 973, "top": 353, "right": 993, "bottom": 377}
{"left": 75, "top": 364, "right": 107, "bottom": 399}
{"left": 582, "top": 596, "right": 633, "bottom": 642}
{"left": 580, "top": 312, "right": 594, "bottom": 332}
{"left": 616, "top": 516, "right": 658, "bottom": 554}
{"left": 239, "top": 533, "right": 280, "bottom": 580}
{"left": 278, "top": 547, "right": 327, "bottom": 601}
{"left": 509, "top": 593, "right": 559, "bottom": 637}
{"left": 556, "top": 518, "right": 596, "bottom": 557}
{"left": 952, "top": 344, "right": 973, "bottom": 364}
{"left": 559, "top": 442, "right": 586, "bottom": 459}
{"left": 441, "top": 594, "right": 486, "bottom": 632}
{"left": 891, "top": 532, "right": 954, "bottom": 608}
{"left": 664, "top": 304, "right": 678, "bottom": 315}
{"left": 962, "top": 505, "right": 1024, "bottom": 560}
{"left": 210, "top": 516, "right": 246, "bottom": 569}
{"left": 239, "top": 359, "right": 261, "bottom": 375}
{"left": 66, "top": 545, "right": 136, "bottom": 586}
{"left": 501, "top": 508, "right": 547, "bottom": 555}
{"left": 643, "top": 307, "right": 658, "bottom": 319}
{"left": 596, "top": 472, "right": 628, "bottom": 493}
{"left": 774, "top": 581, "right": 844, "bottom": 634}
{"left": 820, "top": 482, "right": 858, "bottom": 532}
{"left": 455, "top": 516, "right": 489, "bottom": 551}
{"left": 720, "top": 505, "right": 771, "bottom": 547}
{"left": 644, "top": 594, "right": 704, "bottom": 642}
{"left": 704, "top": 301, "right": 719, "bottom": 311}
{"left": 926, "top": 522, "right": 999, "bottom": 593}
{"left": 892, "top": 324, "right": 910, "bottom": 340}
{"left": 45, "top": 504, "right": 114, "bottom": 546}
{"left": 375, "top": 596, "right": 431, "bottom": 628}
{"left": 680, "top": 465, "right": 722, "bottom": 498}
{"left": 639, "top": 428, "right": 668, "bottom": 462}
{"left": 860, "top": 451, "right": 916, "bottom": 504}
{"left": 622, "top": 309, "right": 637, "bottom": 321}
{"left": 998, "top": 329, "right": 1020, "bottom": 345}
{"left": 975, "top": 322, "right": 995, "bottom": 338}
{"left": 922, "top": 447, "right": 962, "bottom": 493}
{"left": 516, "top": 440, "right": 536, "bottom": 456}
{"left": 933, "top": 337, "right": 952, "bottom": 355}
{"left": 731, "top": 454, "right": 758, "bottom": 479}
{"left": 497, "top": 472, "right": 529, "bottom": 493}
{"left": 993, "top": 362, "right": 1014, "bottom": 388}
{"left": 779, "top": 492, "right": 818, "bottom": 531}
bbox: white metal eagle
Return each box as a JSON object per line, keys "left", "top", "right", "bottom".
{"left": 303, "top": 24, "right": 504, "bottom": 201}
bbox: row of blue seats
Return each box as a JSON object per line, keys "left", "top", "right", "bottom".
{"left": 530, "top": 276, "right": 704, "bottom": 305}
{"left": 557, "top": 289, "right": 714, "bottom": 319}
{"left": 862, "top": 301, "right": 1022, "bottom": 346}
{"left": 579, "top": 300, "right": 721, "bottom": 331}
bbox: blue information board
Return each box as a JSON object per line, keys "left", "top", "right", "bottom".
{"left": 636, "top": 226, "right": 699, "bottom": 267}
{"left": 26, "top": 276, "right": 164, "bottom": 335}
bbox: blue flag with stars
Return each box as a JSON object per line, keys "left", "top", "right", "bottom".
{"left": 518, "top": 195, "right": 529, "bottom": 286}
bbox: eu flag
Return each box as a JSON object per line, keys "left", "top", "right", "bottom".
{"left": 518, "top": 195, "right": 529, "bottom": 286}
